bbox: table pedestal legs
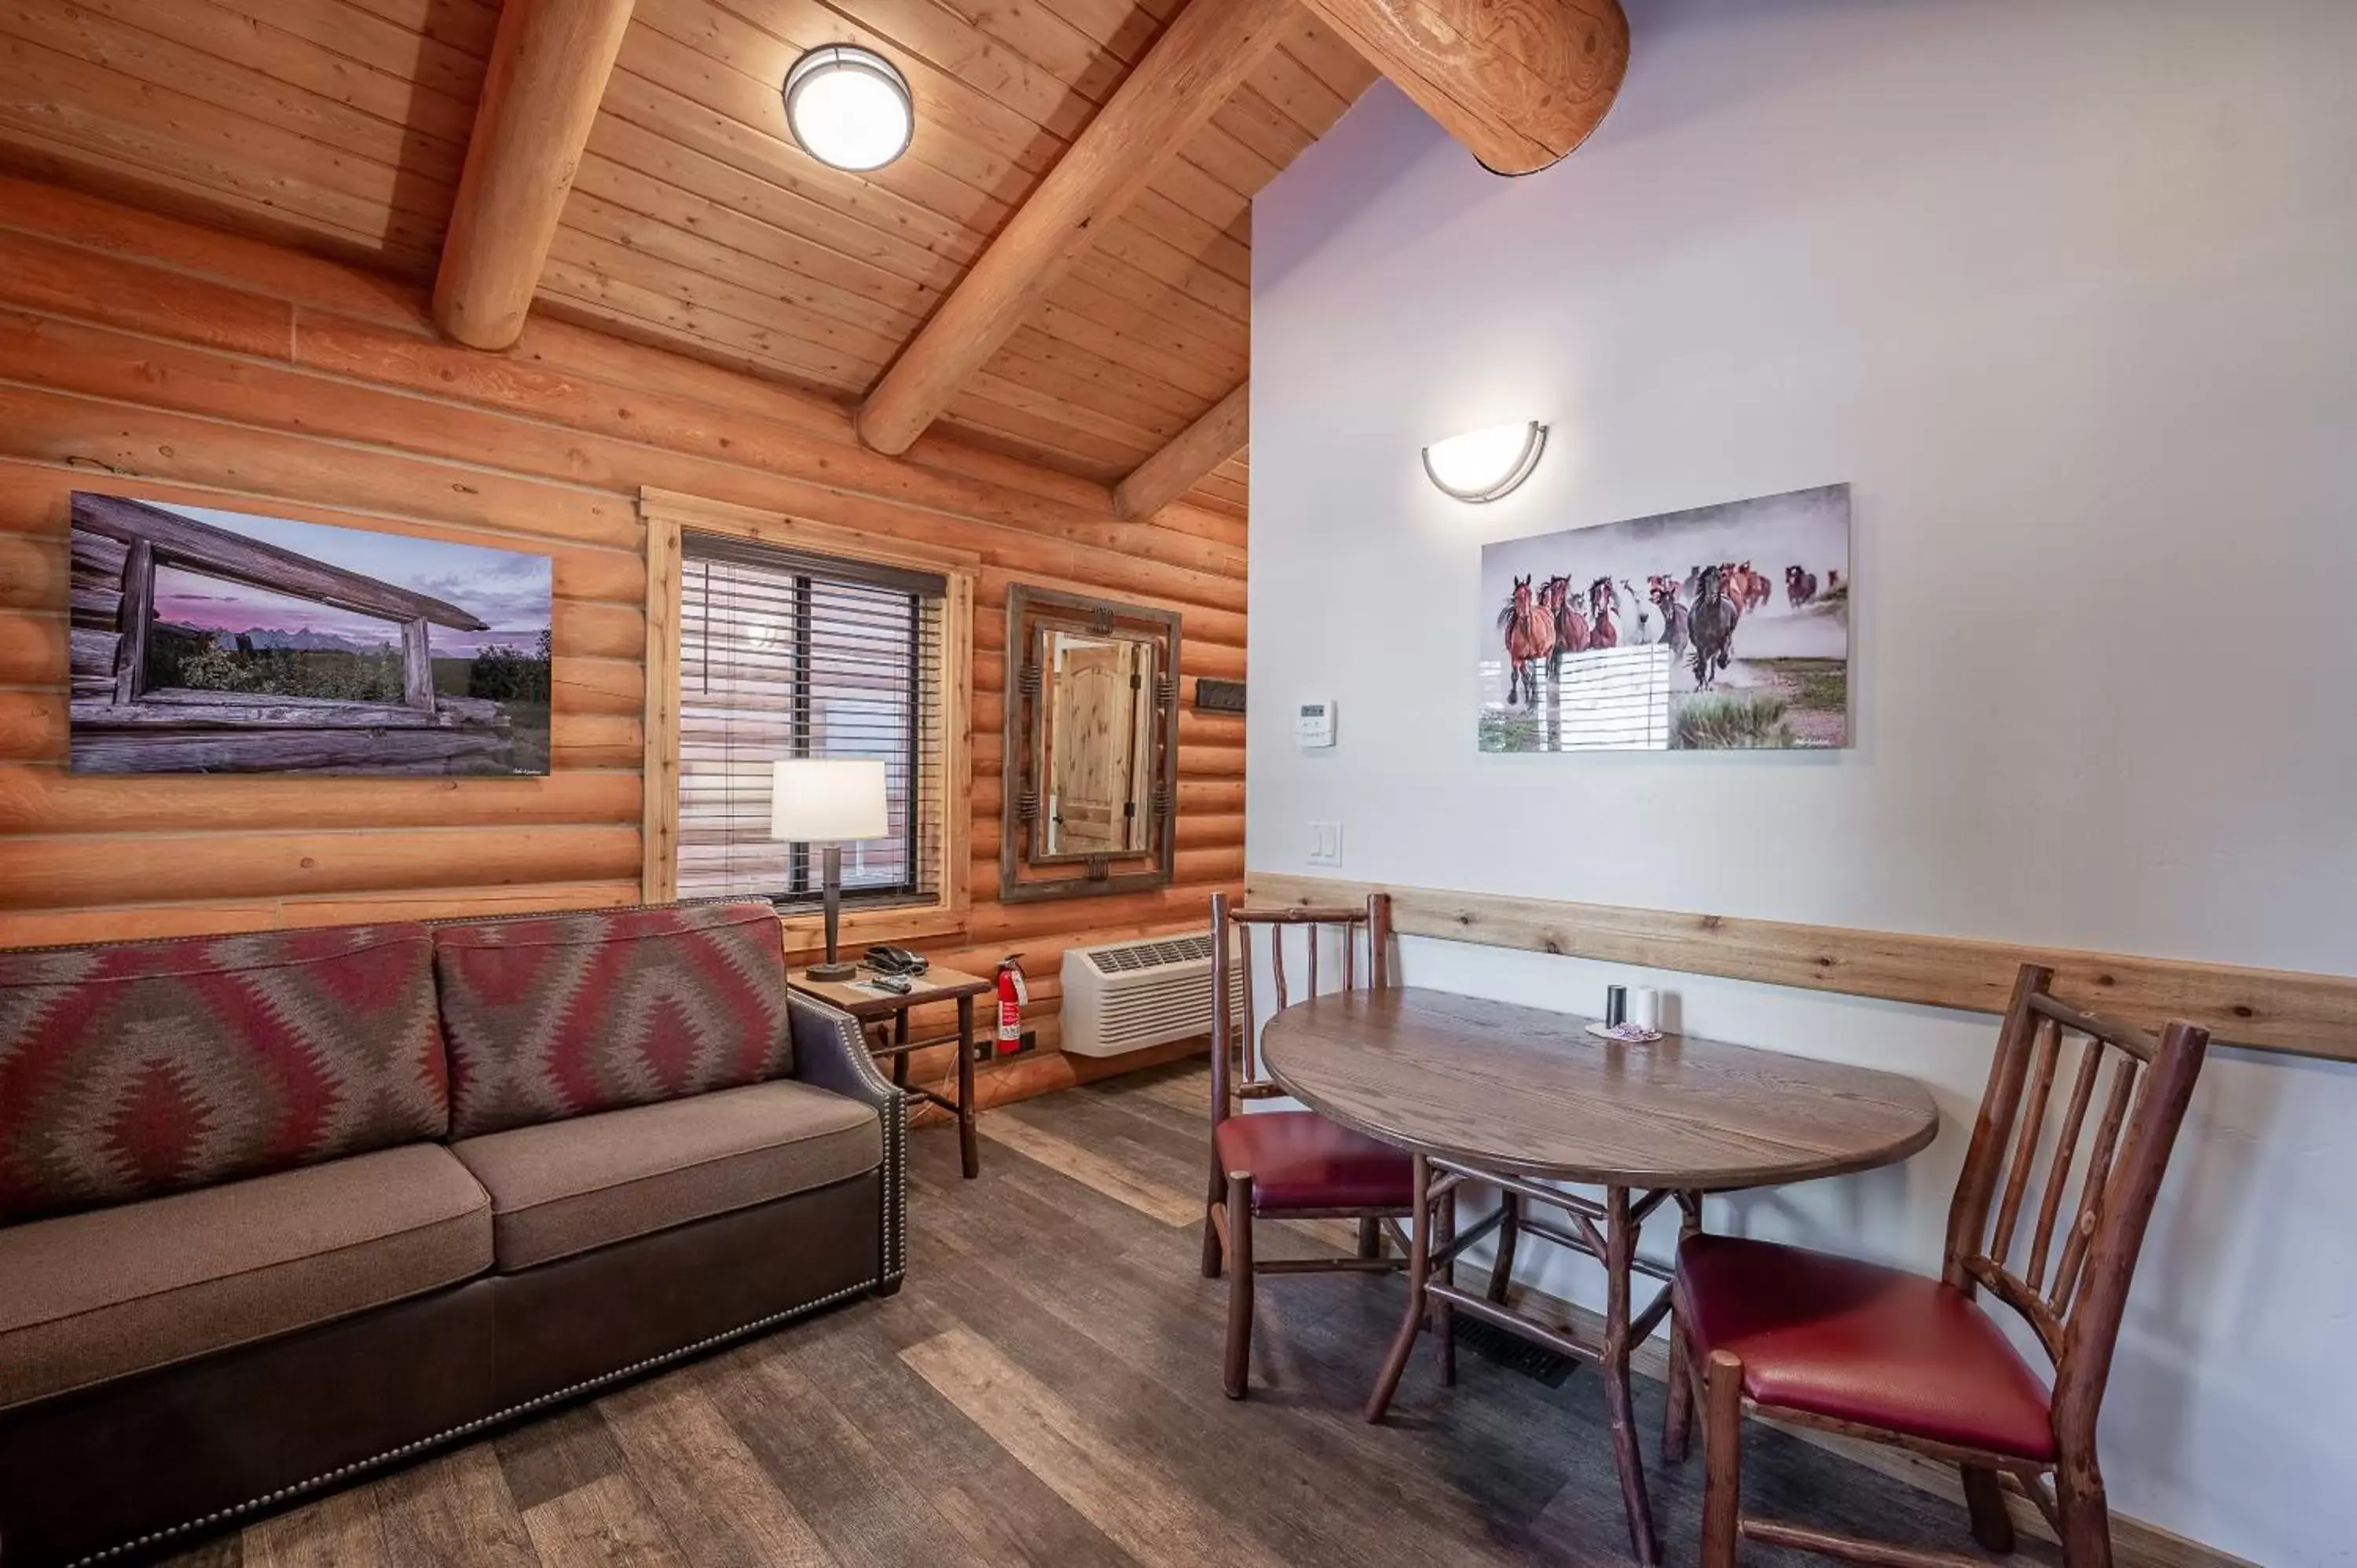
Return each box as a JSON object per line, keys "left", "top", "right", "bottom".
{"left": 1364, "top": 1157, "right": 1692, "bottom": 1568}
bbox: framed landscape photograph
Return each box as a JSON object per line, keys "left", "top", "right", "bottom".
{"left": 1479, "top": 483, "right": 1852, "bottom": 752}
{"left": 67, "top": 493, "right": 555, "bottom": 775}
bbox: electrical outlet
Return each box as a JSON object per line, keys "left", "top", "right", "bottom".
{"left": 1308, "top": 821, "right": 1343, "bottom": 867}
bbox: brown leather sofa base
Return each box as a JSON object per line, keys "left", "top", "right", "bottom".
{"left": 0, "top": 1277, "right": 493, "bottom": 1568}
{"left": 0, "top": 1176, "right": 885, "bottom": 1568}
{"left": 491, "top": 1168, "right": 880, "bottom": 1410}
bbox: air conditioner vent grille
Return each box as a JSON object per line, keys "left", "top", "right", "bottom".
{"left": 1061, "top": 929, "right": 1236, "bottom": 1057}
{"left": 1083, "top": 933, "right": 1215, "bottom": 975}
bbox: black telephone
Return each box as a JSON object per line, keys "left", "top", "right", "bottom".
{"left": 864, "top": 944, "right": 929, "bottom": 977}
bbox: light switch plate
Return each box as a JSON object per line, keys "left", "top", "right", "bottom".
{"left": 1307, "top": 821, "right": 1343, "bottom": 866}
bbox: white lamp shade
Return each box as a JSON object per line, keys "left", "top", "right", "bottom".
{"left": 1422, "top": 420, "right": 1548, "bottom": 503}
{"left": 770, "top": 758, "right": 889, "bottom": 842}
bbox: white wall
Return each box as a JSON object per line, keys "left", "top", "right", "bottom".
{"left": 1248, "top": 3, "right": 2357, "bottom": 1562}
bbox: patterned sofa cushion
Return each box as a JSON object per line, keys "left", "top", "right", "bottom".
{"left": 0, "top": 925, "right": 448, "bottom": 1225}
{"left": 431, "top": 901, "right": 794, "bottom": 1139}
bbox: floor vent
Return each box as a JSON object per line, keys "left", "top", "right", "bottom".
{"left": 1453, "top": 1315, "right": 1581, "bottom": 1387}
{"left": 1061, "top": 931, "right": 1237, "bottom": 1057}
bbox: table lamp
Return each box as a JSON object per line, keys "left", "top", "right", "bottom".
{"left": 771, "top": 757, "right": 888, "bottom": 980}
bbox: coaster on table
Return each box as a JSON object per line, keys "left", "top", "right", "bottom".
{"left": 1585, "top": 1021, "right": 1663, "bottom": 1044}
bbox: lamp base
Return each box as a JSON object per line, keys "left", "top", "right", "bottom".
{"left": 805, "top": 961, "right": 858, "bottom": 982}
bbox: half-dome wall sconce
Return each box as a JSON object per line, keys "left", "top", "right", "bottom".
{"left": 1421, "top": 420, "right": 1549, "bottom": 503}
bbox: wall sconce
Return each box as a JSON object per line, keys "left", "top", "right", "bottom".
{"left": 1421, "top": 420, "right": 1548, "bottom": 503}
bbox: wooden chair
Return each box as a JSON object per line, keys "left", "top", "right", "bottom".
{"left": 1201, "top": 892, "right": 1416, "bottom": 1399}
{"left": 1662, "top": 964, "right": 2210, "bottom": 1568}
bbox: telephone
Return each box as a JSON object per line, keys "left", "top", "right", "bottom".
{"left": 864, "top": 944, "right": 929, "bottom": 977}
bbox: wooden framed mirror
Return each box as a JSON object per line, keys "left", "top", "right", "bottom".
{"left": 999, "top": 584, "right": 1181, "bottom": 903}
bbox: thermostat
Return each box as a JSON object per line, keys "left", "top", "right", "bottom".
{"left": 1296, "top": 700, "right": 1336, "bottom": 748}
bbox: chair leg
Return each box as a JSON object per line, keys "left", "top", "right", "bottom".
{"left": 1962, "top": 1465, "right": 2016, "bottom": 1554}
{"left": 1662, "top": 1318, "right": 1695, "bottom": 1464}
{"left": 1486, "top": 1190, "right": 1520, "bottom": 1304}
{"left": 2055, "top": 1460, "right": 2113, "bottom": 1568}
{"left": 1356, "top": 1216, "right": 1382, "bottom": 1259}
{"left": 1200, "top": 1157, "right": 1226, "bottom": 1279}
{"left": 1699, "top": 1350, "right": 1745, "bottom": 1568}
{"left": 1222, "top": 1171, "right": 1255, "bottom": 1400}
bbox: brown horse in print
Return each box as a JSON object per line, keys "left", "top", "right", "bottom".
{"left": 1786, "top": 564, "right": 1819, "bottom": 606}
{"left": 1498, "top": 574, "right": 1556, "bottom": 706}
{"left": 1546, "top": 574, "right": 1589, "bottom": 657}
{"left": 1587, "top": 579, "right": 1618, "bottom": 649}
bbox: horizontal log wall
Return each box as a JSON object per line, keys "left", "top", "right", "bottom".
{"left": 1247, "top": 874, "right": 2357, "bottom": 1062}
{"left": 0, "top": 175, "right": 1244, "bottom": 1078}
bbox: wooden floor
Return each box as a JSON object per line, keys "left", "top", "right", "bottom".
{"left": 168, "top": 1061, "right": 2043, "bottom": 1568}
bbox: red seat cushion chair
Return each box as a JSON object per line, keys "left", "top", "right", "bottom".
{"left": 1676, "top": 1233, "right": 2058, "bottom": 1462}
{"left": 1212, "top": 1111, "right": 1414, "bottom": 1212}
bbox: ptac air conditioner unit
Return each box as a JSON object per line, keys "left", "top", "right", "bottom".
{"left": 1060, "top": 930, "right": 1240, "bottom": 1057}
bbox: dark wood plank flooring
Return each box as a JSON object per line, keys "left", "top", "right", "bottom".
{"left": 170, "top": 1061, "right": 2041, "bottom": 1568}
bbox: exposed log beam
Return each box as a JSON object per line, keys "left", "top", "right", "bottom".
{"left": 434, "top": 0, "right": 635, "bottom": 350}
{"left": 1115, "top": 383, "right": 1249, "bottom": 522}
{"left": 1299, "top": 0, "right": 1629, "bottom": 175}
{"left": 856, "top": 0, "right": 1293, "bottom": 456}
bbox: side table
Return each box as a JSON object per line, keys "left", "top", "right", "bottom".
{"left": 789, "top": 964, "right": 995, "bottom": 1178}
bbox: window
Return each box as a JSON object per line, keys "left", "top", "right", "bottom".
{"left": 640, "top": 489, "right": 973, "bottom": 940}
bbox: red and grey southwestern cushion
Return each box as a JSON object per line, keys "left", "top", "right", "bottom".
{"left": 0, "top": 924, "right": 447, "bottom": 1224}
{"left": 431, "top": 901, "right": 794, "bottom": 1139}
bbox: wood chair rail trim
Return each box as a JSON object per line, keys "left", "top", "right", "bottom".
{"left": 1246, "top": 872, "right": 2357, "bottom": 1061}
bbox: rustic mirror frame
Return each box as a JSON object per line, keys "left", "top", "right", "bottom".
{"left": 999, "top": 584, "right": 1181, "bottom": 904}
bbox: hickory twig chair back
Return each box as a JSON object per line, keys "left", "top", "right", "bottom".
{"left": 1201, "top": 892, "right": 1415, "bottom": 1398}
{"left": 1666, "top": 963, "right": 2210, "bottom": 1568}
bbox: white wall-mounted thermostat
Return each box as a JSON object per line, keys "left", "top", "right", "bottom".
{"left": 1296, "top": 699, "right": 1336, "bottom": 748}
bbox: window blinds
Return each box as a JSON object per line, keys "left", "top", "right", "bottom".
{"left": 676, "top": 530, "right": 946, "bottom": 909}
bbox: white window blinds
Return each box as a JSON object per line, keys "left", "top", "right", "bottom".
{"left": 676, "top": 530, "right": 946, "bottom": 909}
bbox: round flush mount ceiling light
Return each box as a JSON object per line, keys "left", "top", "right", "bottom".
{"left": 783, "top": 46, "right": 914, "bottom": 172}
{"left": 1421, "top": 420, "right": 1549, "bottom": 503}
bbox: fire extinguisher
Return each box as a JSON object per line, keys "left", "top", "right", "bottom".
{"left": 994, "top": 955, "right": 1028, "bottom": 1057}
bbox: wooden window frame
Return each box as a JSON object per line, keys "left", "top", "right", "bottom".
{"left": 640, "top": 489, "right": 974, "bottom": 949}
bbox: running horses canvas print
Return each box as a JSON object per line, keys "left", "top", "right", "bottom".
{"left": 1479, "top": 484, "right": 1851, "bottom": 751}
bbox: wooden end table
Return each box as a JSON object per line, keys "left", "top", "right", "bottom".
{"left": 790, "top": 963, "right": 997, "bottom": 1178}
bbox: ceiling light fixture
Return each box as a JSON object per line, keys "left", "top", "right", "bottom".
{"left": 1421, "top": 420, "right": 1549, "bottom": 503}
{"left": 783, "top": 45, "right": 914, "bottom": 173}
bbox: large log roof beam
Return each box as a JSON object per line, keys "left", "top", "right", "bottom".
{"left": 1114, "top": 383, "right": 1248, "bottom": 522}
{"left": 856, "top": 0, "right": 1295, "bottom": 457}
{"left": 434, "top": 0, "right": 636, "bottom": 350}
{"left": 1297, "top": 0, "right": 1629, "bottom": 175}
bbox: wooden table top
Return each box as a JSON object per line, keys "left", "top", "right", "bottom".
{"left": 1259, "top": 987, "right": 1941, "bottom": 1191}
{"left": 790, "top": 963, "right": 995, "bottom": 1018}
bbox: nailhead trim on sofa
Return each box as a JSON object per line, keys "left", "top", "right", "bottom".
{"left": 61, "top": 1270, "right": 884, "bottom": 1567}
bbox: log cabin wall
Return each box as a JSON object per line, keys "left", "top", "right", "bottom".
{"left": 0, "top": 175, "right": 1245, "bottom": 1084}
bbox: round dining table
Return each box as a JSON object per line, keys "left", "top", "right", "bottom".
{"left": 1259, "top": 986, "right": 1941, "bottom": 1567}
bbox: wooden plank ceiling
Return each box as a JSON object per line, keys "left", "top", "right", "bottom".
{"left": 0, "top": 0, "right": 1381, "bottom": 518}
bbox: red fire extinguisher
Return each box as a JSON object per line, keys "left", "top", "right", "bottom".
{"left": 994, "top": 955, "right": 1028, "bottom": 1057}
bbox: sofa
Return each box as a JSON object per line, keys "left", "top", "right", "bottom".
{"left": 0, "top": 899, "right": 906, "bottom": 1568}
